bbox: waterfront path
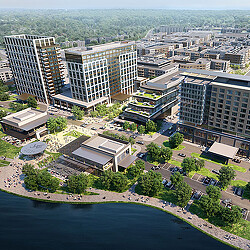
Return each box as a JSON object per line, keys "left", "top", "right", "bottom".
{"left": 0, "top": 163, "right": 250, "bottom": 250}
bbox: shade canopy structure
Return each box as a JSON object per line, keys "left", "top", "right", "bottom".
{"left": 21, "top": 141, "right": 47, "bottom": 155}
{"left": 208, "top": 142, "right": 239, "bottom": 160}
{"left": 118, "top": 155, "right": 137, "bottom": 169}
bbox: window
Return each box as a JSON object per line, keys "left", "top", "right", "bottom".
{"left": 226, "top": 95, "right": 232, "bottom": 100}
{"left": 213, "top": 87, "right": 217, "bottom": 91}
{"left": 233, "top": 107, "right": 238, "bottom": 112}
{"left": 243, "top": 93, "right": 249, "bottom": 97}
{"left": 242, "top": 98, "right": 248, "bottom": 103}
{"left": 234, "top": 102, "right": 239, "bottom": 107}
{"left": 219, "top": 94, "right": 224, "bottom": 98}
{"left": 242, "top": 103, "right": 247, "bottom": 108}
{"left": 226, "top": 100, "right": 231, "bottom": 105}
{"left": 220, "top": 88, "right": 225, "bottom": 93}
{"left": 235, "top": 91, "right": 241, "bottom": 96}
{"left": 232, "top": 112, "right": 237, "bottom": 116}
{"left": 234, "top": 96, "right": 240, "bottom": 101}
{"left": 227, "top": 90, "right": 233, "bottom": 95}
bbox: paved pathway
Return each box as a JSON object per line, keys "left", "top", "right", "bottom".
{"left": 0, "top": 163, "right": 250, "bottom": 249}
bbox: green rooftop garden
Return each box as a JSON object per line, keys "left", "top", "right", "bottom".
{"left": 136, "top": 92, "right": 161, "bottom": 99}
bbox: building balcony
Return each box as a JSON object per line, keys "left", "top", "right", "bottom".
{"left": 134, "top": 92, "right": 161, "bottom": 100}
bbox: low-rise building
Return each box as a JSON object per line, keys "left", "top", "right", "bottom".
{"left": 71, "top": 134, "right": 136, "bottom": 172}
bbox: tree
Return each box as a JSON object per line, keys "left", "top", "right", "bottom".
{"left": 194, "top": 157, "right": 205, "bottom": 171}
{"left": 37, "top": 170, "right": 59, "bottom": 192}
{"left": 160, "top": 147, "right": 172, "bottom": 163}
{"left": 0, "top": 110, "right": 7, "bottom": 119}
{"left": 137, "top": 170, "right": 162, "bottom": 196}
{"left": 9, "top": 102, "right": 27, "bottom": 112}
{"left": 181, "top": 157, "right": 196, "bottom": 174}
{"left": 72, "top": 105, "right": 84, "bottom": 120}
{"left": 0, "top": 92, "right": 9, "bottom": 101}
{"left": 169, "top": 132, "right": 184, "bottom": 149}
{"left": 146, "top": 120, "right": 157, "bottom": 132}
{"left": 27, "top": 96, "right": 37, "bottom": 108}
{"left": 67, "top": 173, "right": 89, "bottom": 194}
{"left": 206, "top": 185, "right": 221, "bottom": 201}
{"left": 146, "top": 142, "right": 161, "bottom": 161}
{"left": 47, "top": 117, "right": 67, "bottom": 133}
{"left": 170, "top": 172, "right": 183, "bottom": 188}
{"left": 90, "top": 110, "right": 98, "bottom": 117}
{"left": 199, "top": 195, "right": 221, "bottom": 217}
{"left": 219, "top": 166, "right": 236, "bottom": 188}
{"left": 123, "top": 121, "right": 130, "bottom": 130}
{"left": 221, "top": 206, "right": 242, "bottom": 225}
{"left": 244, "top": 182, "right": 250, "bottom": 199}
{"left": 174, "top": 181, "right": 192, "bottom": 208}
{"left": 98, "top": 171, "right": 114, "bottom": 190}
{"left": 138, "top": 125, "right": 145, "bottom": 134}
{"left": 129, "top": 122, "right": 137, "bottom": 132}
{"left": 127, "top": 160, "right": 145, "bottom": 179}
{"left": 111, "top": 172, "right": 129, "bottom": 192}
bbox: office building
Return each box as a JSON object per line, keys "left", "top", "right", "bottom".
{"left": 65, "top": 41, "right": 137, "bottom": 106}
{"left": 178, "top": 69, "right": 250, "bottom": 157}
{"left": 4, "top": 35, "right": 65, "bottom": 104}
{"left": 123, "top": 71, "right": 183, "bottom": 123}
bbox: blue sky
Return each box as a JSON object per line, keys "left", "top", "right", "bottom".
{"left": 0, "top": 0, "right": 250, "bottom": 9}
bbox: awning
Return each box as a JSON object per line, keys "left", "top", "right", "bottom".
{"left": 118, "top": 155, "right": 137, "bottom": 169}
{"left": 208, "top": 142, "right": 239, "bottom": 159}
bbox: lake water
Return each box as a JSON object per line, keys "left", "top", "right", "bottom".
{"left": 0, "top": 191, "right": 233, "bottom": 250}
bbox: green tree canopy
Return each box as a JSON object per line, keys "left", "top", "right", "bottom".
{"left": 199, "top": 195, "right": 221, "bottom": 217}
{"left": 137, "top": 170, "right": 162, "bottom": 196}
{"left": 174, "top": 181, "right": 192, "bottom": 208}
{"left": 123, "top": 121, "right": 130, "bottom": 130}
{"left": 111, "top": 172, "right": 129, "bottom": 192}
{"left": 219, "top": 166, "right": 236, "bottom": 188}
{"left": 67, "top": 173, "right": 89, "bottom": 194}
{"left": 170, "top": 171, "right": 184, "bottom": 188}
{"left": 126, "top": 160, "right": 145, "bottom": 179}
{"left": 72, "top": 105, "right": 84, "bottom": 120}
{"left": 138, "top": 125, "right": 145, "bottom": 134}
{"left": 221, "top": 206, "right": 242, "bottom": 225}
{"left": 206, "top": 185, "right": 221, "bottom": 201}
{"left": 181, "top": 157, "right": 196, "bottom": 174}
{"left": 27, "top": 96, "right": 37, "bottom": 108}
{"left": 169, "top": 132, "right": 184, "bottom": 149}
{"left": 146, "top": 120, "right": 157, "bottom": 132}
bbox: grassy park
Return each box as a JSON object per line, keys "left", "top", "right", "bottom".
{"left": 63, "top": 130, "right": 84, "bottom": 138}
{"left": 163, "top": 140, "right": 185, "bottom": 151}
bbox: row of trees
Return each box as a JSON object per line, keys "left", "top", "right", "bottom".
{"left": 169, "top": 132, "right": 184, "bottom": 149}
{"left": 199, "top": 185, "right": 242, "bottom": 225}
{"left": 102, "top": 130, "right": 135, "bottom": 144}
{"left": 47, "top": 117, "right": 67, "bottom": 133}
{"left": 181, "top": 157, "right": 205, "bottom": 174}
{"left": 123, "top": 120, "right": 159, "bottom": 134}
{"left": 22, "top": 164, "right": 60, "bottom": 192}
{"left": 72, "top": 105, "right": 84, "bottom": 120}
{"left": 0, "top": 80, "right": 10, "bottom": 101}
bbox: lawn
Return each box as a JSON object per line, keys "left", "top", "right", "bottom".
{"left": 191, "top": 153, "right": 246, "bottom": 173}
{"left": 189, "top": 200, "right": 250, "bottom": 240}
{"left": 189, "top": 168, "right": 219, "bottom": 180}
{"left": 163, "top": 140, "right": 185, "bottom": 151}
{"left": 0, "top": 159, "right": 10, "bottom": 167}
{"left": 0, "top": 139, "right": 21, "bottom": 159}
{"left": 168, "top": 159, "right": 182, "bottom": 168}
{"left": 63, "top": 130, "right": 84, "bottom": 138}
{"left": 231, "top": 180, "right": 248, "bottom": 188}
{"left": 131, "top": 148, "right": 137, "bottom": 155}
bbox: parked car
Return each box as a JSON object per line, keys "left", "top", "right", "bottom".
{"left": 242, "top": 208, "right": 248, "bottom": 217}
{"left": 138, "top": 153, "right": 144, "bottom": 158}
{"left": 178, "top": 153, "right": 186, "bottom": 157}
{"left": 81, "top": 124, "right": 87, "bottom": 128}
{"left": 210, "top": 179, "right": 216, "bottom": 186}
{"left": 165, "top": 181, "right": 172, "bottom": 188}
{"left": 162, "top": 179, "right": 167, "bottom": 185}
{"left": 168, "top": 126, "right": 173, "bottom": 130}
{"left": 151, "top": 166, "right": 155, "bottom": 170}
{"left": 233, "top": 158, "right": 241, "bottom": 163}
{"left": 136, "top": 141, "right": 144, "bottom": 145}
{"left": 212, "top": 169, "right": 220, "bottom": 175}
{"left": 91, "top": 127, "right": 97, "bottom": 130}
{"left": 130, "top": 135, "right": 137, "bottom": 139}
{"left": 222, "top": 198, "right": 232, "bottom": 204}
{"left": 235, "top": 187, "right": 244, "bottom": 197}
{"left": 100, "top": 126, "right": 105, "bottom": 130}
{"left": 203, "top": 177, "right": 211, "bottom": 185}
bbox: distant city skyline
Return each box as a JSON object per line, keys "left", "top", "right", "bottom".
{"left": 0, "top": 0, "right": 250, "bottom": 10}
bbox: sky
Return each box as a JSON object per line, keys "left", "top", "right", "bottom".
{"left": 0, "top": 0, "right": 250, "bottom": 9}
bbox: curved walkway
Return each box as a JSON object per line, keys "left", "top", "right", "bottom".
{"left": 0, "top": 164, "right": 250, "bottom": 250}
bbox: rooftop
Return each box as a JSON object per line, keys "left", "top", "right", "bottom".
{"left": 65, "top": 41, "right": 135, "bottom": 56}
{"left": 208, "top": 142, "right": 239, "bottom": 159}
{"left": 1, "top": 108, "right": 49, "bottom": 131}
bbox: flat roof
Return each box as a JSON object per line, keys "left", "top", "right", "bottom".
{"left": 65, "top": 41, "right": 135, "bottom": 56}
{"left": 118, "top": 155, "right": 137, "bottom": 169}
{"left": 208, "top": 142, "right": 239, "bottom": 159}
{"left": 72, "top": 147, "right": 112, "bottom": 165}
{"left": 84, "top": 135, "right": 127, "bottom": 155}
{"left": 111, "top": 93, "right": 131, "bottom": 101}
{"left": 21, "top": 141, "right": 47, "bottom": 155}
{"left": 1, "top": 108, "right": 49, "bottom": 131}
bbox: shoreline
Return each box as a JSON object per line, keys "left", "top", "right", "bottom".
{"left": 0, "top": 186, "right": 246, "bottom": 250}
{"left": 0, "top": 164, "right": 249, "bottom": 250}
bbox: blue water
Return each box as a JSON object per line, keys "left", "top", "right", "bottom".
{"left": 0, "top": 191, "right": 233, "bottom": 250}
